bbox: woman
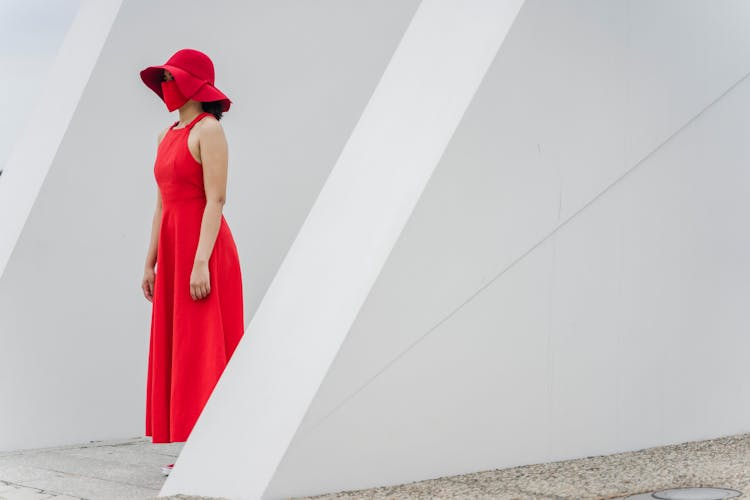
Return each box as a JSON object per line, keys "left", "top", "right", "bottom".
{"left": 139, "top": 48, "right": 245, "bottom": 476}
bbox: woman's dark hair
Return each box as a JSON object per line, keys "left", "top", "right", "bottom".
{"left": 201, "top": 101, "right": 224, "bottom": 121}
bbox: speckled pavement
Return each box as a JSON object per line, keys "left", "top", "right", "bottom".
{"left": 293, "top": 433, "right": 750, "bottom": 500}
{"left": 1, "top": 433, "right": 749, "bottom": 499}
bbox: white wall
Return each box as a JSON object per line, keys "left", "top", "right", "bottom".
{"left": 0, "top": 0, "right": 120, "bottom": 281}
{"left": 0, "top": 0, "right": 420, "bottom": 451}
{"left": 263, "top": 1, "right": 750, "bottom": 497}
{"left": 162, "top": 1, "right": 525, "bottom": 498}
{"left": 0, "top": 0, "right": 80, "bottom": 173}
{"left": 4, "top": 0, "right": 750, "bottom": 498}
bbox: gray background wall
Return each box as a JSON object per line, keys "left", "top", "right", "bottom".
{"left": 2, "top": 1, "right": 750, "bottom": 499}
{"left": 0, "top": 0, "right": 421, "bottom": 451}
{"left": 266, "top": 0, "right": 750, "bottom": 496}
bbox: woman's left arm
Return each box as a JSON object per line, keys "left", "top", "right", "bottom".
{"left": 191, "top": 119, "right": 228, "bottom": 300}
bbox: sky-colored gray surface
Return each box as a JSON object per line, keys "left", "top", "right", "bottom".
{"left": 0, "top": 0, "right": 80, "bottom": 173}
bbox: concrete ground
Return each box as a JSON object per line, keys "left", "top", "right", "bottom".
{"left": 0, "top": 433, "right": 748, "bottom": 499}
{"left": 0, "top": 436, "right": 180, "bottom": 499}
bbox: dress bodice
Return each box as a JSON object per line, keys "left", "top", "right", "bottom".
{"left": 153, "top": 111, "right": 213, "bottom": 205}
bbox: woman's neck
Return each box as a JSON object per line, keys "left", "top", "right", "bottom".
{"left": 177, "top": 103, "right": 203, "bottom": 125}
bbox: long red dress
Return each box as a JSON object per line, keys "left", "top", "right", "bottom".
{"left": 146, "top": 111, "right": 245, "bottom": 443}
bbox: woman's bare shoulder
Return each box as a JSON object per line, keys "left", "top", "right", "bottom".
{"left": 197, "top": 114, "right": 222, "bottom": 129}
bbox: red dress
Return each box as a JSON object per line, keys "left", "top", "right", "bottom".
{"left": 146, "top": 111, "right": 245, "bottom": 443}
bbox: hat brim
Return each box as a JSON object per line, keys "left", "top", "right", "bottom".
{"left": 140, "top": 64, "right": 232, "bottom": 112}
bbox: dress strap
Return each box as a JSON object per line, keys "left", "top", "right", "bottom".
{"left": 186, "top": 111, "right": 212, "bottom": 131}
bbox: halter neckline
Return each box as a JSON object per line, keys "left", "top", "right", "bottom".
{"left": 170, "top": 111, "right": 212, "bottom": 131}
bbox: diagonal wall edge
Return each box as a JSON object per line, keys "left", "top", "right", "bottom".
{"left": 160, "top": 1, "right": 526, "bottom": 498}
{"left": 0, "top": 0, "right": 123, "bottom": 281}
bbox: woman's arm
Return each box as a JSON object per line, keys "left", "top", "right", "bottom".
{"left": 142, "top": 128, "right": 168, "bottom": 302}
{"left": 190, "top": 118, "right": 229, "bottom": 301}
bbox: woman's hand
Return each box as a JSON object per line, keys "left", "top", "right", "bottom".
{"left": 190, "top": 260, "right": 211, "bottom": 300}
{"left": 142, "top": 266, "right": 156, "bottom": 302}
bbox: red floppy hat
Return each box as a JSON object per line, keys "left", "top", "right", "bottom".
{"left": 140, "top": 48, "right": 232, "bottom": 112}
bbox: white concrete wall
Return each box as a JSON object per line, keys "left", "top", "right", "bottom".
{"left": 0, "top": 0, "right": 80, "bottom": 174}
{"left": 263, "top": 1, "right": 750, "bottom": 497}
{"left": 0, "top": 0, "right": 121, "bottom": 281}
{"left": 162, "top": 1, "right": 525, "bottom": 498}
{"left": 4, "top": 0, "right": 750, "bottom": 498}
{"left": 0, "top": 0, "right": 420, "bottom": 451}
